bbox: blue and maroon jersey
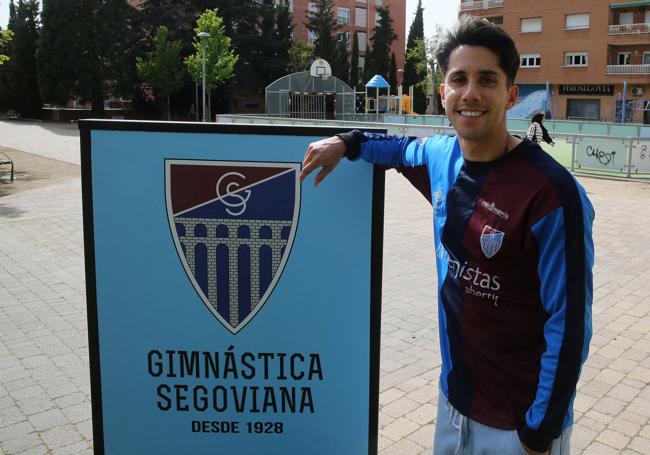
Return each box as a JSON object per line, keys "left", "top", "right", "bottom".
{"left": 339, "top": 131, "right": 594, "bottom": 452}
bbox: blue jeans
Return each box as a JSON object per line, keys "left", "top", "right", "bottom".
{"left": 433, "top": 393, "right": 572, "bottom": 455}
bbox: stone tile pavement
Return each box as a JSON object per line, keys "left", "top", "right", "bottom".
{"left": 1, "top": 121, "right": 650, "bottom": 454}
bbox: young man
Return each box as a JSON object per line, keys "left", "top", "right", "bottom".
{"left": 299, "top": 17, "right": 594, "bottom": 455}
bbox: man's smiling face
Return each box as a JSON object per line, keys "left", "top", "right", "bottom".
{"left": 440, "top": 45, "right": 518, "bottom": 144}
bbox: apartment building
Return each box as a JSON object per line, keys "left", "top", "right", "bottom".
{"left": 290, "top": 0, "right": 406, "bottom": 87}
{"left": 459, "top": 0, "right": 650, "bottom": 124}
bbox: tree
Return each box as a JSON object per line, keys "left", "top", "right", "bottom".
{"left": 403, "top": 0, "right": 426, "bottom": 113}
{"left": 6, "top": 0, "right": 41, "bottom": 117}
{"left": 332, "top": 35, "right": 349, "bottom": 84}
{"left": 287, "top": 39, "right": 314, "bottom": 73}
{"left": 0, "top": 28, "right": 12, "bottom": 65}
{"left": 349, "top": 32, "right": 360, "bottom": 89}
{"left": 305, "top": 0, "right": 339, "bottom": 64}
{"left": 366, "top": 6, "right": 396, "bottom": 82}
{"left": 38, "top": 0, "right": 136, "bottom": 115}
{"left": 254, "top": 0, "right": 293, "bottom": 89}
{"left": 136, "top": 25, "right": 184, "bottom": 120}
{"left": 184, "top": 9, "right": 238, "bottom": 92}
{"left": 388, "top": 52, "right": 397, "bottom": 95}
{"left": 38, "top": 0, "right": 82, "bottom": 105}
{"left": 407, "top": 35, "right": 444, "bottom": 114}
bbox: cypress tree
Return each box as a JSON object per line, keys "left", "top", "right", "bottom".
{"left": 350, "top": 32, "right": 359, "bottom": 89}
{"left": 38, "top": 0, "right": 81, "bottom": 105}
{"left": 403, "top": 0, "right": 426, "bottom": 113}
{"left": 366, "top": 6, "right": 396, "bottom": 81}
{"left": 305, "top": 0, "right": 339, "bottom": 64}
{"left": 6, "top": 0, "right": 41, "bottom": 117}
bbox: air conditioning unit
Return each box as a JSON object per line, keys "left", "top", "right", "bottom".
{"left": 631, "top": 87, "right": 644, "bottom": 96}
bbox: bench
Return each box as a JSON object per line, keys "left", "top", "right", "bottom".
{"left": 0, "top": 153, "right": 14, "bottom": 182}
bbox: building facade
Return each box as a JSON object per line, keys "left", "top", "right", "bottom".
{"left": 460, "top": 0, "right": 650, "bottom": 124}
{"left": 290, "top": 0, "right": 407, "bottom": 89}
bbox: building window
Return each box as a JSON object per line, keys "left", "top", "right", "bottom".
{"left": 337, "top": 7, "right": 350, "bottom": 25}
{"left": 617, "top": 52, "right": 631, "bottom": 65}
{"left": 564, "top": 52, "right": 588, "bottom": 67}
{"left": 618, "top": 12, "right": 634, "bottom": 25}
{"left": 358, "top": 32, "right": 367, "bottom": 52}
{"left": 567, "top": 99, "right": 600, "bottom": 120}
{"left": 358, "top": 56, "right": 365, "bottom": 70}
{"left": 356, "top": 0, "right": 367, "bottom": 3}
{"left": 520, "top": 53, "right": 541, "bottom": 68}
{"left": 308, "top": 1, "right": 317, "bottom": 14}
{"left": 376, "top": 0, "right": 383, "bottom": 5}
{"left": 643, "top": 52, "right": 650, "bottom": 65}
{"left": 308, "top": 30, "right": 317, "bottom": 45}
{"left": 287, "top": 0, "right": 293, "bottom": 13}
{"left": 355, "top": 7, "right": 367, "bottom": 27}
{"left": 646, "top": 10, "right": 650, "bottom": 24}
{"left": 337, "top": 32, "right": 351, "bottom": 50}
{"left": 520, "top": 17, "right": 542, "bottom": 33}
{"left": 565, "top": 13, "right": 589, "bottom": 29}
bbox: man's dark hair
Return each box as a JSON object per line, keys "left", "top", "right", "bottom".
{"left": 435, "top": 17, "right": 520, "bottom": 86}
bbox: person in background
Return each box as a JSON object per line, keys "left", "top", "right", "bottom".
{"left": 527, "top": 112, "right": 555, "bottom": 146}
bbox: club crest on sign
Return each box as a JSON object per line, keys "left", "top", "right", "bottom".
{"left": 480, "top": 225, "right": 504, "bottom": 259}
{"left": 165, "top": 160, "right": 301, "bottom": 334}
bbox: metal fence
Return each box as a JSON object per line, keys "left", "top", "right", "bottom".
{"left": 215, "top": 114, "right": 650, "bottom": 180}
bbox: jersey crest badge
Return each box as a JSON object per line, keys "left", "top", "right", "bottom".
{"left": 480, "top": 225, "right": 504, "bottom": 259}
{"left": 165, "top": 160, "right": 301, "bottom": 333}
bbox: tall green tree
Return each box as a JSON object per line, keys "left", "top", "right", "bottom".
{"left": 287, "top": 39, "right": 314, "bottom": 73}
{"left": 38, "top": 0, "right": 136, "bottom": 115}
{"left": 38, "top": 0, "right": 81, "bottom": 105}
{"left": 0, "top": 28, "right": 12, "bottom": 65}
{"left": 254, "top": 0, "right": 293, "bottom": 89}
{"left": 350, "top": 32, "right": 360, "bottom": 89}
{"left": 388, "top": 52, "right": 397, "bottom": 95}
{"left": 136, "top": 25, "right": 184, "bottom": 120}
{"left": 332, "top": 34, "right": 349, "bottom": 84}
{"left": 407, "top": 34, "right": 444, "bottom": 115}
{"left": 0, "top": 28, "right": 13, "bottom": 110}
{"left": 6, "top": 0, "right": 41, "bottom": 117}
{"left": 403, "top": 0, "right": 426, "bottom": 113}
{"left": 184, "top": 9, "right": 238, "bottom": 92}
{"left": 305, "top": 0, "right": 339, "bottom": 64}
{"left": 366, "top": 6, "right": 396, "bottom": 82}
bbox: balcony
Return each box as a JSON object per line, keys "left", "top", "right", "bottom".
{"left": 459, "top": 0, "right": 504, "bottom": 11}
{"left": 606, "top": 64, "right": 650, "bottom": 74}
{"left": 608, "top": 23, "right": 650, "bottom": 35}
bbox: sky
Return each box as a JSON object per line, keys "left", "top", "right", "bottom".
{"left": 1, "top": 1, "right": 459, "bottom": 38}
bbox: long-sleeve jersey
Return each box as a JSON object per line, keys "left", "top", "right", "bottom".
{"left": 339, "top": 131, "right": 594, "bottom": 452}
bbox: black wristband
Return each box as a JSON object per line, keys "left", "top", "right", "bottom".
{"left": 335, "top": 130, "right": 365, "bottom": 160}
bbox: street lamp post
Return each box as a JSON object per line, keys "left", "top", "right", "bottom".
{"left": 197, "top": 32, "right": 210, "bottom": 122}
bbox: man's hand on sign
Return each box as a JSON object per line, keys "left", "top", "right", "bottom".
{"left": 299, "top": 136, "right": 346, "bottom": 187}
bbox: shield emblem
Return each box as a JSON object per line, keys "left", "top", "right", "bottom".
{"left": 480, "top": 225, "right": 504, "bottom": 259}
{"left": 165, "top": 160, "right": 301, "bottom": 333}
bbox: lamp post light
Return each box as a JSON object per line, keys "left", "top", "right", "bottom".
{"left": 197, "top": 32, "right": 210, "bottom": 122}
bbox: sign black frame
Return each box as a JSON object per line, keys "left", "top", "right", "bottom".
{"left": 78, "top": 120, "right": 385, "bottom": 455}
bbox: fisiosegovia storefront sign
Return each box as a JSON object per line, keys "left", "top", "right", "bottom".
{"left": 559, "top": 85, "right": 614, "bottom": 96}
{"left": 79, "top": 121, "right": 384, "bottom": 455}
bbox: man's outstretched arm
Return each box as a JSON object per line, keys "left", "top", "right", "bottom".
{"left": 299, "top": 136, "right": 346, "bottom": 187}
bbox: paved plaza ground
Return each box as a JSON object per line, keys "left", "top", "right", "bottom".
{"left": 1, "top": 120, "right": 650, "bottom": 454}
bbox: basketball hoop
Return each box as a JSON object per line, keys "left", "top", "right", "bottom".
{"left": 310, "top": 59, "right": 332, "bottom": 81}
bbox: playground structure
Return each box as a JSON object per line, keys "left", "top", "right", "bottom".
{"left": 363, "top": 74, "right": 416, "bottom": 116}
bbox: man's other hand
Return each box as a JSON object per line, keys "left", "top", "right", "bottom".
{"left": 299, "top": 136, "right": 346, "bottom": 187}
{"left": 522, "top": 443, "right": 549, "bottom": 455}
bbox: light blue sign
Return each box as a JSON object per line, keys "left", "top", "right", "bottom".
{"left": 80, "top": 121, "right": 384, "bottom": 455}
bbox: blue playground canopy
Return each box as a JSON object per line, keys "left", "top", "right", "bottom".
{"left": 365, "top": 75, "right": 390, "bottom": 89}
